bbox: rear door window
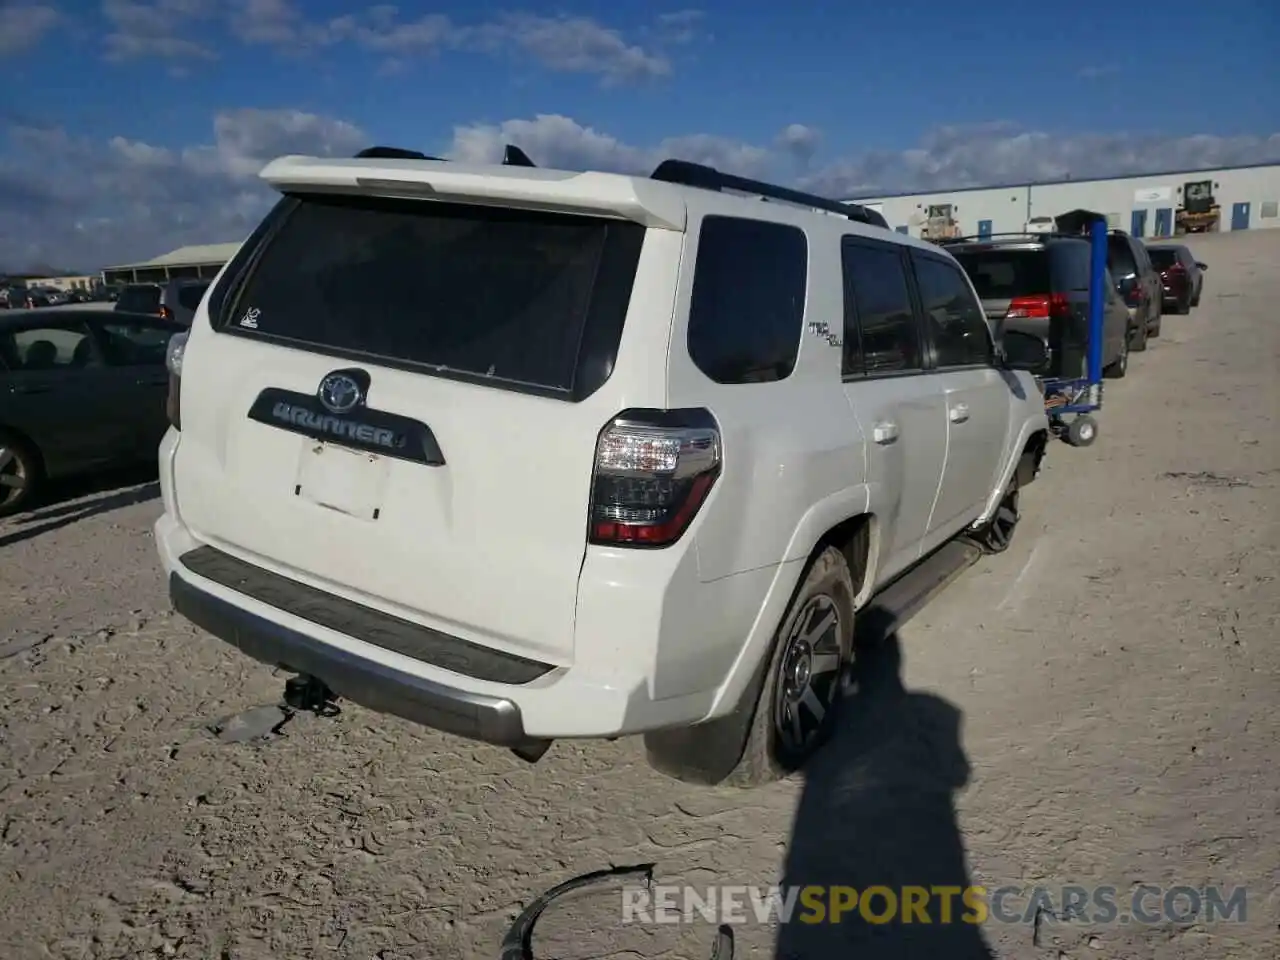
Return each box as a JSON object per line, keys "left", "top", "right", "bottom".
{"left": 687, "top": 216, "right": 807, "bottom": 384}
{"left": 219, "top": 194, "right": 645, "bottom": 399}
{"left": 910, "top": 252, "right": 994, "bottom": 368}
{"left": 4, "top": 321, "right": 102, "bottom": 370}
{"left": 951, "top": 249, "right": 1052, "bottom": 298}
{"left": 117, "top": 285, "right": 161, "bottom": 314}
{"left": 841, "top": 238, "right": 922, "bottom": 376}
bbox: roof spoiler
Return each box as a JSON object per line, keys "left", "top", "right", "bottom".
{"left": 353, "top": 144, "right": 539, "bottom": 167}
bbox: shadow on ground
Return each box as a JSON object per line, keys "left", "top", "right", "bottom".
{"left": 774, "top": 609, "right": 994, "bottom": 959}
{"left": 0, "top": 464, "right": 159, "bottom": 548}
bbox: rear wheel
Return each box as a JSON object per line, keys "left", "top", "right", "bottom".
{"left": 0, "top": 433, "right": 41, "bottom": 518}
{"left": 723, "top": 547, "right": 856, "bottom": 787}
{"left": 1130, "top": 317, "right": 1149, "bottom": 352}
{"left": 1104, "top": 333, "right": 1129, "bottom": 379}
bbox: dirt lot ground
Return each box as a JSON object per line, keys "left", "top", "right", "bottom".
{"left": 2, "top": 229, "right": 1278, "bottom": 960}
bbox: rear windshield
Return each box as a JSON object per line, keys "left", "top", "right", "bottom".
{"left": 116, "top": 285, "right": 161, "bottom": 313}
{"left": 221, "top": 194, "right": 643, "bottom": 396}
{"left": 951, "top": 250, "right": 1051, "bottom": 299}
{"left": 176, "top": 283, "right": 209, "bottom": 310}
{"left": 1146, "top": 248, "right": 1179, "bottom": 268}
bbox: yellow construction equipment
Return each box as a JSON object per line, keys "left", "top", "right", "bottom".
{"left": 1175, "top": 179, "right": 1220, "bottom": 234}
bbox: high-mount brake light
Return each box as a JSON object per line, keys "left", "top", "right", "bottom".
{"left": 588, "top": 410, "right": 721, "bottom": 548}
{"left": 165, "top": 331, "right": 188, "bottom": 430}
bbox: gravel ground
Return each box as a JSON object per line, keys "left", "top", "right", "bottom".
{"left": 2, "top": 229, "right": 1277, "bottom": 960}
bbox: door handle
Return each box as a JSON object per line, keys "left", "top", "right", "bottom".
{"left": 11, "top": 385, "right": 52, "bottom": 396}
{"left": 949, "top": 403, "right": 970, "bottom": 424}
{"left": 872, "top": 421, "right": 899, "bottom": 444}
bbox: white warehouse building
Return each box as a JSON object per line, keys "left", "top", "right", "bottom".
{"left": 847, "top": 162, "right": 1280, "bottom": 241}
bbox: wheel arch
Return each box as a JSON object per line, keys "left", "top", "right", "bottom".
{"left": 0, "top": 422, "right": 46, "bottom": 475}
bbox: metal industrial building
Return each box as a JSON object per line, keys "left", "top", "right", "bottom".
{"left": 847, "top": 162, "right": 1280, "bottom": 241}
{"left": 101, "top": 241, "right": 242, "bottom": 286}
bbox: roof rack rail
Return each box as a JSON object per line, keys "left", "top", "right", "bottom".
{"left": 649, "top": 159, "right": 889, "bottom": 228}
{"left": 503, "top": 144, "right": 536, "bottom": 167}
{"left": 937, "top": 231, "right": 1086, "bottom": 244}
{"left": 355, "top": 145, "right": 442, "bottom": 160}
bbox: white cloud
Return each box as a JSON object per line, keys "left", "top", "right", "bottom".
{"left": 223, "top": 2, "right": 673, "bottom": 80}
{"left": 101, "top": 0, "right": 218, "bottom": 62}
{"left": 0, "top": 3, "right": 61, "bottom": 55}
{"left": 0, "top": 108, "right": 366, "bottom": 272}
{"left": 2, "top": 110, "right": 1278, "bottom": 274}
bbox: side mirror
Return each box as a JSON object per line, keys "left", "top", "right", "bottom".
{"left": 1001, "top": 330, "right": 1051, "bottom": 373}
{"left": 1196, "top": 261, "right": 1207, "bottom": 271}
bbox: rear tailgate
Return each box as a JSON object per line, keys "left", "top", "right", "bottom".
{"left": 173, "top": 171, "right": 680, "bottom": 667}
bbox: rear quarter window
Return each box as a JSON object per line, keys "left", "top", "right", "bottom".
{"left": 686, "top": 216, "right": 807, "bottom": 384}
{"left": 217, "top": 194, "right": 645, "bottom": 399}
{"left": 1107, "top": 237, "right": 1137, "bottom": 278}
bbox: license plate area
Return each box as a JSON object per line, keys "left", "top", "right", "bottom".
{"left": 294, "top": 442, "right": 389, "bottom": 520}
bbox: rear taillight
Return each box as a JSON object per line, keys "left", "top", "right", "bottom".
{"left": 1167, "top": 262, "right": 1186, "bottom": 275}
{"left": 588, "top": 409, "right": 721, "bottom": 548}
{"left": 1006, "top": 293, "right": 1071, "bottom": 320}
{"left": 165, "top": 331, "right": 188, "bottom": 430}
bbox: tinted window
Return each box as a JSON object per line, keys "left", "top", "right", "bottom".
{"left": 687, "top": 216, "right": 807, "bottom": 384}
{"left": 1107, "top": 236, "right": 1137, "bottom": 278}
{"left": 1046, "top": 241, "right": 1091, "bottom": 291}
{"left": 176, "top": 283, "right": 209, "bottom": 311}
{"left": 1146, "top": 248, "right": 1178, "bottom": 269}
{"left": 98, "top": 320, "right": 172, "bottom": 366}
{"left": 841, "top": 239, "right": 921, "bottom": 376}
{"left": 117, "top": 285, "right": 161, "bottom": 313}
{"left": 223, "top": 194, "right": 644, "bottom": 397}
{"left": 3, "top": 322, "right": 100, "bottom": 370}
{"left": 952, "top": 249, "right": 1052, "bottom": 299}
{"left": 912, "top": 253, "right": 994, "bottom": 368}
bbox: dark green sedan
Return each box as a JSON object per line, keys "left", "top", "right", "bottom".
{"left": 0, "top": 308, "right": 181, "bottom": 517}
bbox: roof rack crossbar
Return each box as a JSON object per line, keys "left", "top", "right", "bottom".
{"left": 648, "top": 159, "right": 889, "bottom": 228}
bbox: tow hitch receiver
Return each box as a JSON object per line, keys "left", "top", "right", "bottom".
{"left": 283, "top": 674, "right": 340, "bottom": 716}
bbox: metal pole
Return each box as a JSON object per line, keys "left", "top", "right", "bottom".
{"left": 1087, "top": 217, "right": 1106, "bottom": 385}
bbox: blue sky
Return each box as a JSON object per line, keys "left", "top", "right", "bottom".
{"left": 2, "top": 0, "right": 1278, "bottom": 270}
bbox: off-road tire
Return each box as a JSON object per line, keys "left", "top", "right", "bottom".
{"left": 720, "top": 547, "right": 856, "bottom": 788}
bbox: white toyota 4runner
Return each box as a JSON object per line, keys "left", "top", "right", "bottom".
{"left": 156, "top": 147, "right": 1050, "bottom": 787}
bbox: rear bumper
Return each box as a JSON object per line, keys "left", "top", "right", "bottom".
{"left": 170, "top": 570, "right": 532, "bottom": 746}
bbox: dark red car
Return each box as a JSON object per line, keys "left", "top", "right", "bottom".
{"left": 1146, "top": 244, "right": 1207, "bottom": 314}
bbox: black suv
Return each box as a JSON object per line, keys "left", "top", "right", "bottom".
{"left": 1106, "top": 230, "right": 1162, "bottom": 351}
{"left": 944, "top": 233, "right": 1133, "bottom": 380}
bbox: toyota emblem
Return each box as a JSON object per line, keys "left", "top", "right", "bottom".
{"left": 317, "top": 372, "right": 363, "bottom": 414}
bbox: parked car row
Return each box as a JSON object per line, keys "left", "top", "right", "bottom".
{"left": 936, "top": 226, "right": 1208, "bottom": 383}
{"left": 0, "top": 307, "right": 180, "bottom": 516}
